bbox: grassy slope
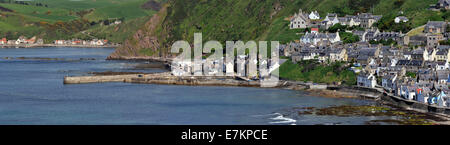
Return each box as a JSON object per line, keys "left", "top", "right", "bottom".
{"left": 279, "top": 60, "right": 356, "bottom": 85}
{"left": 72, "top": 15, "right": 153, "bottom": 43}
{"left": 0, "top": 3, "right": 76, "bottom": 22}
{"left": 150, "top": 0, "right": 445, "bottom": 49}
{"left": 83, "top": 0, "right": 155, "bottom": 22}
{"left": 0, "top": 0, "right": 156, "bottom": 42}
{"left": 133, "top": 0, "right": 448, "bottom": 84}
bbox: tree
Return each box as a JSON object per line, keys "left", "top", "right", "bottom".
{"left": 328, "top": 23, "right": 347, "bottom": 33}
{"left": 339, "top": 32, "right": 360, "bottom": 44}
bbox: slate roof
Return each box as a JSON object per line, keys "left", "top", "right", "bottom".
{"left": 396, "top": 60, "right": 423, "bottom": 66}
{"left": 426, "top": 21, "right": 446, "bottom": 29}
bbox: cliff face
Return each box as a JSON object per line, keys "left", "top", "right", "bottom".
{"left": 108, "top": 0, "right": 288, "bottom": 60}
{"left": 107, "top": 4, "right": 167, "bottom": 60}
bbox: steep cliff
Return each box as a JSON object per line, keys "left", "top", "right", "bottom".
{"left": 107, "top": 4, "right": 167, "bottom": 60}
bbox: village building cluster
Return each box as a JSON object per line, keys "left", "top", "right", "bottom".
{"left": 283, "top": 9, "right": 450, "bottom": 108}
{"left": 0, "top": 36, "right": 43, "bottom": 45}
{"left": 289, "top": 9, "right": 382, "bottom": 30}
{"left": 431, "top": 0, "right": 450, "bottom": 11}
{"left": 171, "top": 52, "right": 280, "bottom": 81}
{"left": 0, "top": 36, "right": 109, "bottom": 46}
{"left": 53, "top": 39, "right": 109, "bottom": 46}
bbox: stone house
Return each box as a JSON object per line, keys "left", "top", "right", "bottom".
{"left": 432, "top": 47, "right": 450, "bottom": 62}
{"left": 361, "top": 28, "right": 380, "bottom": 42}
{"left": 404, "top": 35, "right": 427, "bottom": 46}
{"left": 373, "top": 31, "right": 403, "bottom": 42}
{"left": 358, "top": 13, "right": 381, "bottom": 28}
{"left": 290, "top": 9, "right": 310, "bottom": 29}
{"left": 328, "top": 48, "right": 347, "bottom": 62}
{"left": 426, "top": 34, "right": 444, "bottom": 48}
{"left": 356, "top": 47, "right": 380, "bottom": 65}
{"left": 411, "top": 48, "right": 430, "bottom": 61}
{"left": 424, "top": 21, "right": 447, "bottom": 34}
{"left": 382, "top": 74, "right": 397, "bottom": 92}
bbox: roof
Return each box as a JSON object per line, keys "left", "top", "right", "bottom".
{"left": 426, "top": 21, "right": 446, "bottom": 28}
{"left": 396, "top": 60, "right": 423, "bottom": 66}
{"left": 439, "top": 0, "right": 450, "bottom": 5}
{"left": 396, "top": 16, "right": 409, "bottom": 21}
{"left": 436, "top": 49, "right": 448, "bottom": 55}
{"left": 359, "top": 48, "right": 377, "bottom": 56}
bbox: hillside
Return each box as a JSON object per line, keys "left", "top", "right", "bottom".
{"left": 110, "top": 0, "right": 446, "bottom": 59}
{"left": 1, "top": 0, "right": 447, "bottom": 51}
{"left": 0, "top": 0, "right": 161, "bottom": 43}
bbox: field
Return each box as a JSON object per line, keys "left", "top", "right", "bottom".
{"left": 0, "top": 0, "right": 159, "bottom": 42}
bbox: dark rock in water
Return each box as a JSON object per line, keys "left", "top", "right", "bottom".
{"left": 296, "top": 105, "right": 448, "bottom": 125}
{"left": 79, "top": 58, "right": 96, "bottom": 61}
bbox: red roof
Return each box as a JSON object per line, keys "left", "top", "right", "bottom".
{"left": 311, "top": 28, "right": 319, "bottom": 32}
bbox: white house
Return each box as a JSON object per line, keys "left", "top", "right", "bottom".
{"left": 96, "top": 40, "right": 104, "bottom": 46}
{"left": 382, "top": 74, "right": 397, "bottom": 92}
{"left": 400, "top": 86, "right": 416, "bottom": 100}
{"left": 171, "top": 60, "right": 192, "bottom": 76}
{"left": 322, "top": 14, "right": 340, "bottom": 28}
{"left": 309, "top": 11, "right": 320, "bottom": 20}
{"left": 54, "top": 40, "right": 64, "bottom": 45}
{"left": 357, "top": 72, "right": 377, "bottom": 88}
{"left": 394, "top": 16, "right": 409, "bottom": 23}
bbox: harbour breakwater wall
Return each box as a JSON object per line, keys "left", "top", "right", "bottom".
{"left": 64, "top": 73, "right": 262, "bottom": 87}
{"left": 328, "top": 86, "right": 383, "bottom": 100}
{"left": 63, "top": 74, "right": 143, "bottom": 84}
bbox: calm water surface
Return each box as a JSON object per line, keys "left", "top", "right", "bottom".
{"left": 0, "top": 47, "right": 390, "bottom": 125}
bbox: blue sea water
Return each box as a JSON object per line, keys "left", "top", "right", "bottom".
{"left": 0, "top": 47, "right": 387, "bottom": 125}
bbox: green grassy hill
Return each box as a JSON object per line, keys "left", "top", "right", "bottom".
{"left": 1, "top": 0, "right": 447, "bottom": 45}
{"left": 0, "top": 0, "right": 160, "bottom": 42}
{"left": 113, "top": 0, "right": 445, "bottom": 58}
{"left": 107, "top": 0, "right": 448, "bottom": 84}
